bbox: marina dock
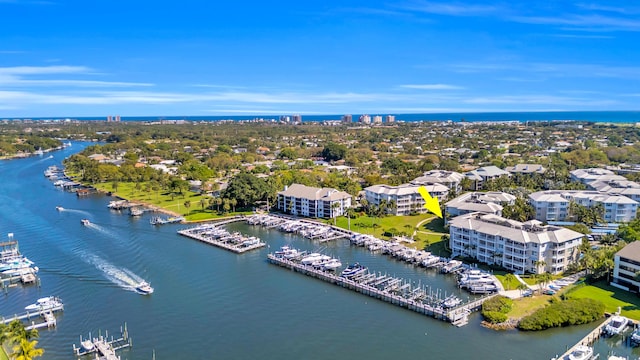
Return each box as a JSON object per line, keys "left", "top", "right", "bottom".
{"left": 267, "top": 253, "right": 496, "bottom": 326}
{"left": 1, "top": 303, "right": 64, "bottom": 330}
{"left": 178, "top": 224, "right": 266, "bottom": 253}
{"left": 73, "top": 325, "right": 132, "bottom": 359}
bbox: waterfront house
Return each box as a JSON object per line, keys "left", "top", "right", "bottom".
{"left": 611, "top": 241, "right": 640, "bottom": 293}
{"left": 448, "top": 213, "right": 583, "bottom": 274}
{"left": 364, "top": 183, "right": 449, "bottom": 216}
{"left": 277, "top": 184, "right": 351, "bottom": 219}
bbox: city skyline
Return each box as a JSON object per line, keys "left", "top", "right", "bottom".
{"left": 1, "top": 1, "right": 640, "bottom": 117}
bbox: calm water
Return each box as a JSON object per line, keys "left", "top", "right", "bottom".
{"left": 1, "top": 143, "right": 638, "bottom": 360}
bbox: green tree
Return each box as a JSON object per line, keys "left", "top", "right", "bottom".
{"left": 221, "top": 172, "right": 269, "bottom": 208}
{"left": 184, "top": 200, "right": 191, "bottom": 215}
{"left": 11, "top": 338, "right": 44, "bottom": 360}
{"left": 321, "top": 142, "right": 347, "bottom": 161}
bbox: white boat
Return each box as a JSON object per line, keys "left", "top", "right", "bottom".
{"left": 322, "top": 258, "right": 342, "bottom": 271}
{"left": 631, "top": 327, "right": 640, "bottom": 345}
{"left": 568, "top": 345, "right": 593, "bottom": 360}
{"left": 80, "top": 339, "right": 95, "bottom": 351}
{"left": 442, "top": 295, "right": 462, "bottom": 308}
{"left": 340, "top": 263, "right": 367, "bottom": 278}
{"left": 24, "top": 296, "right": 63, "bottom": 312}
{"left": 135, "top": 281, "right": 154, "bottom": 295}
{"left": 81, "top": 219, "right": 90, "bottom": 226}
{"left": 56, "top": 206, "right": 64, "bottom": 211}
{"left": 608, "top": 355, "right": 627, "bottom": 360}
{"left": 604, "top": 315, "right": 628, "bottom": 336}
{"left": 300, "top": 253, "right": 324, "bottom": 265}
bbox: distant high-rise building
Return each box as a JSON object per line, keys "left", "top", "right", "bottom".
{"left": 342, "top": 114, "right": 352, "bottom": 123}
{"left": 373, "top": 115, "right": 383, "bottom": 123}
{"left": 385, "top": 115, "right": 395, "bottom": 123}
{"left": 359, "top": 114, "right": 371, "bottom": 124}
{"left": 115, "top": 115, "right": 121, "bottom": 122}
{"left": 292, "top": 114, "right": 302, "bottom": 123}
{"left": 107, "top": 115, "right": 112, "bottom": 122}
{"left": 280, "top": 115, "right": 291, "bottom": 122}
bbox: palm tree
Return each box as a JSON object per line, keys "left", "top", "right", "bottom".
{"left": 230, "top": 198, "right": 237, "bottom": 213}
{"left": 504, "top": 273, "right": 516, "bottom": 290}
{"left": 199, "top": 198, "right": 207, "bottom": 212}
{"left": 216, "top": 197, "right": 222, "bottom": 213}
{"left": 183, "top": 200, "right": 191, "bottom": 215}
{"left": 533, "top": 260, "right": 547, "bottom": 274}
{"left": 331, "top": 202, "right": 340, "bottom": 225}
{"left": 345, "top": 207, "right": 355, "bottom": 231}
{"left": 11, "top": 338, "right": 44, "bottom": 360}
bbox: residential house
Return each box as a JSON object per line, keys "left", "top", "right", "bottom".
{"left": 505, "top": 163, "right": 546, "bottom": 175}
{"left": 570, "top": 168, "right": 627, "bottom": 185}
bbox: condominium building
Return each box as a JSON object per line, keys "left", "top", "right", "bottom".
{"left": 411, "top": 170, "right": 465, "bottom": 193}
{"left": 505, "top": 163, "right": 546, "bottom": 175}
{"left": 364, "top": 183, "right": 449, "bottom": 216}
{"left": 611, "top": 241, "right": 640, "bottom": 293}
{"left": 570, "top": 168, "right": 627, "bottom": 185}
{"left": 588, "top": 179, "right": 640, "bottom": 202}
{"left": 464, "top": 166, "right": 510, "bottom": 190}
{"left": 385, "top": 115, "right": 395, "bottom": 123}
{"left": 529, "top": 190, "right": 638, "bottom": 223}
{"left": 277, "top": 184, "right": 351, "bottom": 219}
{"left": 449, "top": 213, "right": 583, "bottom": 274}
{"left": 445, "top": 191, "right": 516, "bottom": 221}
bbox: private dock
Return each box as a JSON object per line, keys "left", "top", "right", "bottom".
{"left": 1, "top": 303, "right": 64, "bottom": 330}
{"left": 73, "top": 324, "right": 132, "bottom": 359}
{"left": 267, "top": 253, "right": 496, "bottom": 326}
{"left": 247, "top": 214, "right": 349, "bottom": 243}
{"left": 178, "top": 224, "right": 266, "bottom": 253}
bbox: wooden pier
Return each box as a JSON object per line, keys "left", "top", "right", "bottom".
{"left": 267, "top": 254, "right": 495, "bottom": 326}
{"left": 178, "top": 227, "right": 266, "bottom": 253}
{"left": 1, "top": 304, "right": 63, "bottom": 330}
{"left": 553, "top": 319, "right": 608, "bottom": 360}
{"left": 73, "top": 325, "right": 132, "bottom": 359}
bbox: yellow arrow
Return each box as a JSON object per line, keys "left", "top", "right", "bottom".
{"left": 417, "top": 186, "right": 443, "bottom": 218}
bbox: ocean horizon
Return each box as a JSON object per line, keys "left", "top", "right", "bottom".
{"left": 6, "top": 110, "right": 640, "bottom": 124}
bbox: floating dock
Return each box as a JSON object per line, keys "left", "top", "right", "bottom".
{"left": 267, "top": 253, "right": 495, "bottom": 326}
{"left": 73, "top": 324, "right": 132, "bottom": 359}
{"left": 178, "top": 224, "right": 266, "bottom": 253}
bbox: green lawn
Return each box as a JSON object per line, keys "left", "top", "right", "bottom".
{"left": 565, "top": 281, "right": 640, "bottom": 320}
{"left": 330, "top": 214, "right": 448, "bottom": 249}
{"left": 0, "top": 345, "right": 8, "bottom": 360}
{"left": 93, "top": 182, "right": 250, "bottom": 221}
{"left": 508, "top": 296, "right": 555, "bottom": 319}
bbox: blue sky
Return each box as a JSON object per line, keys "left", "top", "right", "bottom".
{"left": 1, "top": 0, "right": 639, "bottom": 117}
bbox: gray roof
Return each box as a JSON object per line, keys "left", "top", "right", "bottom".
{"left": 279, "top": 184, "right": 351, "bottom": 201}
{"left": 449, "top": 213, "right": 584, "bottom": 245}
{"left": 505, "top": 163, "right": 546, "bottom": 174}
{"left": 411, "top": 170, "right": 464, "bottom": 185}
{"left": 446, "top": 191, "right": 516, "bottom": 207}
{"left": 465, "top": 166, "right": 510, "bottom": 179}
{"left": 529, "top": 190, "right": 638, "bottom": 205}
{"left": 616, "top": 241, "right": 640, "bottom": 262}
{"left": 365, "top": 183, "right": 449, "bottom": 196}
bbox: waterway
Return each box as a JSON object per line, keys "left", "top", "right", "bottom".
{"left": 0, "top": 143, "right": 637, "bottom": 359}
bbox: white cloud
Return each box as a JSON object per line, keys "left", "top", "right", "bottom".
{"left": 0, "top": 65, "right": 91, "bottom": 75}
{"left": 402, "top": 1, "right": 499, "bottom": 16}
{"left": 399, "top": 84, "right": 465, "bottom": 90}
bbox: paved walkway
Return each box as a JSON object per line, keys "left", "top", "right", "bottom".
{"left": 412, "top": 216, "right": 436, "bottom": 237}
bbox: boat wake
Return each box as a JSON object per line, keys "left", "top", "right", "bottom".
{"left": 64, "top": 208, "right": 92, "bottom": 217}
{"left": 83, "top": 253, "right": 146, "bottom": 292}
{"left": 84, "top": 222, "right": 118, "bottom": 238}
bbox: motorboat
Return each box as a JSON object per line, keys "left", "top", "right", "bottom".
{"left": 135, "top": 281, "right": 154, "bottom": 295}
{"left": 631, "top": 327, "right": 640, "bottom": 345}
{"left": 300, "top": 253, "right": 324, "bottom": 265}
{"left": 608, "top": 355, "right": 627, "bottom": 360}
{"left": 340, "top": 263, "right": 367, "bottom": 278}
{"left": 241, "top": 237, "right": 261, "bottom": 247}
{"left": 442, "top": 295, "right": 462, "bottom": 308}
{"left": 568, "top": 345, "right": 593, "bottom": 360}
{"left": 321, "top": 258, "right": 342, "bottom": 271}
{"left": 24, "top": 296, "right": 63, "bottom": 312}
{"left": 81, "top": 219, "right": 91, "bottom": 226}
{"left": 55, "top": 206, "right": 64, "bottom": 211}
{"left": 80, "top": 339, "right": 95, "bottom": 351}
{"left": 604, "top": 315, "right": 628, "bottom": 336}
